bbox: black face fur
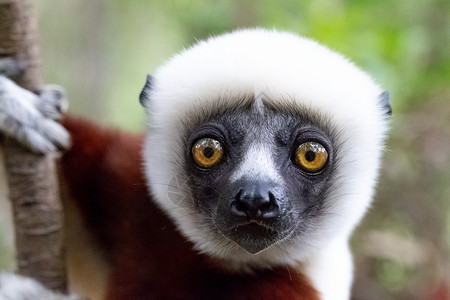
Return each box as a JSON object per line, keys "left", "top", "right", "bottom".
{"left": 183, "top": 97, "right": 339, "bottom": 254}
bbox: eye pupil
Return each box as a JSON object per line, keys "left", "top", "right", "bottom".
{"left": 305, "top": 151, "right": 315, "bottom": 162}
{"left": 203, "top": 147, "right": 215, "bottom": 158}
{"left": 192, "top": 138, "right": 224, "bottom": 168}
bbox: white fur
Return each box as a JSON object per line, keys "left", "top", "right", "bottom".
{"left": 0, "top": 273, "right": 80, "bottom": 300}
{"left": 302, "top": 235, "right": 354, "bottom": 300}
{"left": 142, "top": 29, "right": 389, "bottom": 299}
{"left": 0, "top": 76, "right": 70, "bottom": 154}
{"left": 230, "top": 143, "right": 282, "bottom": 183}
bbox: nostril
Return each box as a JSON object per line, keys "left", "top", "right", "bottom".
{"left": 260, "top": 191, "right": 279, "bottom": 218}
{"left": 230, "top": 200, "right": 248, "bottom": 217}
{"left": 230, "top": 190, "right": 247, "bottom": 217}
{"left": 268, "top": 191, "right": 276, "bottom": 204}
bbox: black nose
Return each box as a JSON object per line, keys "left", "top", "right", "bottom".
{"left": 230, "top": 182, "right": 279, "bottom": 220}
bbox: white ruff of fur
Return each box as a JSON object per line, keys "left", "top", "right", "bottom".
{"left": 0, "top": 273, "right": 80, "bottom": 300}
{"left": 142, "top": 29, "right": 389, "bottom": 276}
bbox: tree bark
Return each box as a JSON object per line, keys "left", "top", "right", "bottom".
{"left": 0, "top": 0, "right": 67, "bottom": 292}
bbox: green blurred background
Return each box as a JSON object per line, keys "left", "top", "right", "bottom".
{"left": 1, "top": 0, "right": 449, "bottom": 299}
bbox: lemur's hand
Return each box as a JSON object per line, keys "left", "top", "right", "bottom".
{"left": 0, "top": 74, "right": 70, "bottom": 154}
{"left": 0, "top": 273, "right": 83, "bottom": 300}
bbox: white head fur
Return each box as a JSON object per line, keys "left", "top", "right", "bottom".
{"left": 141, "top": 28, "right": 389, "bottom": 271}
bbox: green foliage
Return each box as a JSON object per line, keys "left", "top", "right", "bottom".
{"left": 378, "top": 259, "right": 411, "bottom": 293}
{"left": 36, "top": 0, "right": 450, "bottom": 130}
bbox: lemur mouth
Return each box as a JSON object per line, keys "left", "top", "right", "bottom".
{"left": 225, "top": 222, "right": 280, "bottom": 254}
{"left": 229, "top": 219, "right": 278, "bottom": 235}
{"left": 239, "top": 221, "right": 273, "bottom": 231}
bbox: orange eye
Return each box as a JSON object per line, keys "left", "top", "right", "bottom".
{"left": 295, "top": 141, "right": 328, "bottom": 173}
{"left": 192, "top": 138, "right": 223, "bottom": 168}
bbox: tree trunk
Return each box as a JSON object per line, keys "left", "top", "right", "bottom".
{"left": 0, "top": 0, "right": 67, "bottom": 292}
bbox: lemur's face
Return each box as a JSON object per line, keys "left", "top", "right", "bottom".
{"left": 183, "top": 98, "right": 336, "bottom": 254}
{"left": 141, "top": 29, "right": 389, "bottom": 268}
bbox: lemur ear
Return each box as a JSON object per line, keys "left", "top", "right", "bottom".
{"left": 139, "top": 74, "right": 153, "bottom": 107}
{"left": 378, "top": 91, "right": 392, "bottom": 116}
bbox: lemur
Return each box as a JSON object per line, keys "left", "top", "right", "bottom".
{"left": 0, "top": 29, "right": 390, "bottom": 300}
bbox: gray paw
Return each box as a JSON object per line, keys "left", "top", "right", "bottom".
{"left": 35, "top": 84, "right": 69, "bottom": 121}
{"left": 0, "top": 76, "right": 71, "bottom": 154}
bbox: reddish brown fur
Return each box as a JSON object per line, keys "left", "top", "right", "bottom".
{"left": 60, "top": 115, "right": 320, "bottom": 300}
